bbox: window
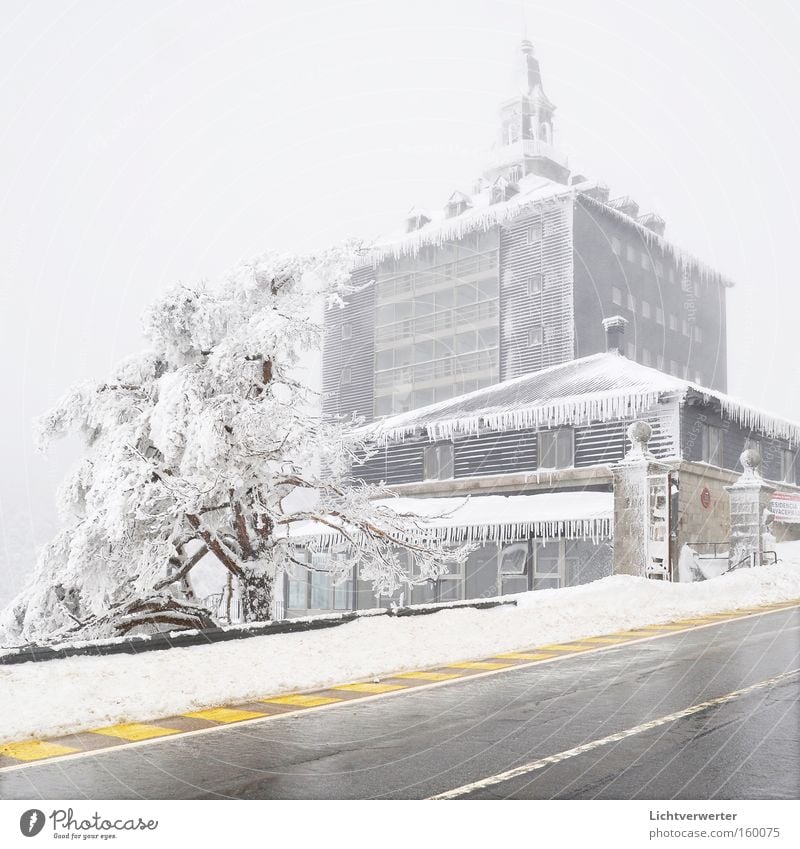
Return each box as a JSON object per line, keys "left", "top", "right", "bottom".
{"left": 287, "top": 565, "right": 308, "bottom": 609}
{"left": 526, "top": 274, "right": 541, "bottom": 295}
{"left": 656, "top": 307, "right": 664, "bottom": 326}
{"left": 780, "top": 448, "right": 797, "bottom": 484}
{"left": 702, "top": 424, "right": 724, "bottom": 467}
{"left": 657, "top": 354, "right": 665, "bottom": 370}
{"left": 537, "top": 429, "right": 574, "bottom": 470}
{"left": 642, "top": 348, "right": 652, "bottom": 366}
{"left": 612, "top": 286, "right": 623, "bottom": 306}
{"left": 341, "top": 367, "right": 352, "bottom": 385}
{"left": 693, "top": 326, "right": 703, "bottom": 343}
{"left": 423, "top": 442, "right": 454, "bottom": 480}
{"left": 682, "top": 319, "right": 690, "bottom": 337}
{"left": 333, "top": 577, "right": 352, "bottom": 610}
{"left": 611, "top": 236, "right": 622, "bottom": 255}
{"left": 669, "top": 314, "right": 678, "bottom": 331}
{"left": 641, "top": 300, "right": 651, "bottom": 319}
{"left": 626, "top": 342, "right": 636, "bottom": 359}
{"left": 626, "top": 245, "right": 636, "bottom": 263}
{"left": 310, "top": 571, "right": 332, "bottom": 609}
{"left": 341, "top": 324, "right": 352, "bottom": 340}
{"left": 527, "top": 220, "right": 543, "bottom": 243}
{"left": 627, "top": 293, "right": 636, "bottom": 311}
{"left": 528, "top": 326, "right": 544, "bottom": 346}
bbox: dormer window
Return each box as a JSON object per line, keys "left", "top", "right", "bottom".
{"left": 405, "top": 209, "right": 430, "bottom": 233}
{"left": 445, "top": 192, "right": 471, "bottom": 219}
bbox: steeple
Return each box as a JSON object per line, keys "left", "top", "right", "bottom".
{"left": 483, "top": 40, "right": 570, "bottom": 185}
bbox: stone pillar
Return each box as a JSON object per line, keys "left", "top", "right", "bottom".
{"left": 611, "top": 421, "right": 670, "bottom": 577}
{"left": 725, "top": 449, "right": 776, "bottom": 570}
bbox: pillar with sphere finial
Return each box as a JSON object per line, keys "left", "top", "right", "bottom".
{"left": 725, "top": 449, "right": 776, "bottom": 571}
{"left": 611, "top": 420, "right": 675, "bottom": 578}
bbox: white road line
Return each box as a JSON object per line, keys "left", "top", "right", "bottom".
{"left": 428, "top": 668, "right": 800, "bottom": 800}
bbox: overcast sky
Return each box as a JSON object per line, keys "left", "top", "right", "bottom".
{"left": 1, "top": 0, "right": 799, "bottom": 601}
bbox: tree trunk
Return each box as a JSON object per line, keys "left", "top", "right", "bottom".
{"left": 240, "top": 563, "right": 274, "bottom": 623}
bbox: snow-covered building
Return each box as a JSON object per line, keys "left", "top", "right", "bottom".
{"left": 323, "top": 39, "right": 732, "bottom": 426}
{"left": 282, "top": 340, "right": 800, "bottom": 616}
{"left": 285, "top": 39, "right": 799, "bottom": 617}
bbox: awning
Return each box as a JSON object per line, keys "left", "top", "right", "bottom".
{"left": 282, "top": 491, "right": 613, "bottom": 547}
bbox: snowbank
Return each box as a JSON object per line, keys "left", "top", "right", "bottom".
{"left": 1, "top": 564, "right": 798, "bottom": 744}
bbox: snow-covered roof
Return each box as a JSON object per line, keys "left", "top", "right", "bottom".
{"left": 283, "top": 492, "right": 613, "bottom": 547}
{"left": 363, "top": 352, "right": 800, "bottom": 447}
{"left": 356, "top": 173, "right": 735, "bottom": 288}
{"left": 357, "top": 174, "right": 581, "bottom": 267}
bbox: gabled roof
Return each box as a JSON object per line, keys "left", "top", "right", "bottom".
{"left": 363, "top": 352, "right": 800, "bottom": 447}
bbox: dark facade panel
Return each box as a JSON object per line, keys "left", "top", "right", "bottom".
{"left": 572, "top": 197, "right": 728, "bottom": 392}
{"left": 355, "top": 440, "right": 425, "bottom": 485}
{"left": 499, "top": 197, "right": 574, "bottom": 381}
{"left": 681, "top": 401, "right": 798, "bottom": 485}
{"left": 322, "top": 266, "right": 376, "bottom": 420}
{"left": 453, "top": 430, "right": 537, "bottom": 478}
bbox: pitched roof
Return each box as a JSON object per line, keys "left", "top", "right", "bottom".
{"left": 363, "top": 352, "right": 800, "bottom": 447}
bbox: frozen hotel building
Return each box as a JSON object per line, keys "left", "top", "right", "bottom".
{"left": 283, "top": 41, "right": 800, "bottom": 616}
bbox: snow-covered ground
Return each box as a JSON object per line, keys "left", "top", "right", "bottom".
{"left": 1, "top": 561, "right": 799, "bottom": 744}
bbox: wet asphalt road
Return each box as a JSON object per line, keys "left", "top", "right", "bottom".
{"left": 2, "top": 607, "right": 798, "bottom": 800}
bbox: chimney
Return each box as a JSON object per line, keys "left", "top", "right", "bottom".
{"left": 602, "top": 315, "right": 629, "bottom": 354}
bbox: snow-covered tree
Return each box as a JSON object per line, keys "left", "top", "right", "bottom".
{"left": 0, "top": 246, "right": 465, "bottom": 644}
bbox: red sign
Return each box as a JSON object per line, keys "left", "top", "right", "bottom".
{"left": 700, "top": 487, "right": 711, "bottom": 509}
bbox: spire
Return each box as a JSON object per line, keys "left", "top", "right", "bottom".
{"left": 482, "top": 39, "right": 570, "bottom": 185}
{"left": 518, "top": 39, "right": 542, "bottom": 95}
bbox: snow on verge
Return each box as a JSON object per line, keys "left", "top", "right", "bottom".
{"left": 1, "top": 563, "right": 799, "bottom": 744}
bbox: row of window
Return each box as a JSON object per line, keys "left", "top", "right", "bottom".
{"left": 373, "top": 300, "right": 499, "bottom": 346}
{"left": 611, "top": 287, "right": 703, "bottom": 341}
{"left": 701, "top": 424, "right": 797, "bottom": 482}
{"left": 610, "top": 238, "right": 702, "bottom": 297}
{"left": 284, "top": 539, "right": 606, "bottom": 612}
{"left": 376, "top": 252, "right": 498, "bottom": 302}
{"left": 375, "top": 348, "right": 499, "bottom": 393}
{"left": 376, "top": 328, "right": 500, "bottom": 372}
{"left": 423, "top": 428, "right": 574, "bottom": 480}
{"left": 375, "top": 280, "right": 497, "bottom": 325}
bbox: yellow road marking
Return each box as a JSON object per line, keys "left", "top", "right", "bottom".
{"left": 535, "top": 644, "right": 591, "bottom": 652}
{"left": 90, "top": 723, "right": 180, "bottom": 742}
{"left": 606, "top": 630, "right": 662, "bottom": 638}
{"left": 392, "top": 671, "right": 463, "bottom": 681}
{"left": 494, "top": 651, "right": 559, "bottom": 660}
{"left": 447, "top": 661, "right": 513, "bottom": 670}
{"left": 184, "top": 707, "right": 267, "bottom": 724}
{"left": 638, "top": 624, "right": 692, "bottom": 630}
{"left": 333, "top": 682, "right": 407, "bottom": 694}
{"left": 263, "top": 694, "right": 342, "bottom": 707}
{"left": 567, "top": 637, "right": 627, "bottom": 644}
{"left": 0, "top": 740, "right": 80, "bottom": 762}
